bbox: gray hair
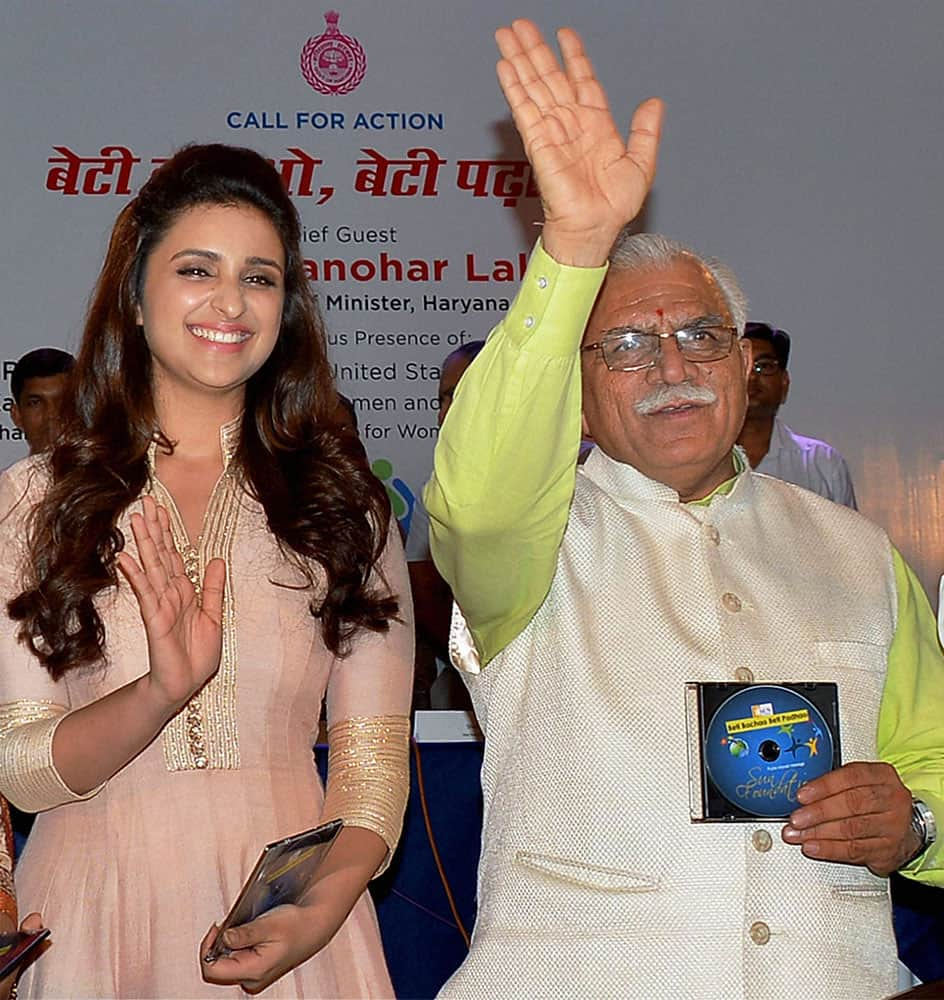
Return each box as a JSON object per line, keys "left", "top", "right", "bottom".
{"left": 608, "top": 229, "right": 748, "bottom": 335}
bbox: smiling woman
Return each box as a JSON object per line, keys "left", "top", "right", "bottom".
{"left": 0, "top": 144, "right": 413, "bottom": 998}
{"left": 135, "top": 202, "right": 286, "bottom": 406}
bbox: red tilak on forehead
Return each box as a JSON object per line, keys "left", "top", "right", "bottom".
{"left": 656, "top": 308, "right": 664, "bottom": 319}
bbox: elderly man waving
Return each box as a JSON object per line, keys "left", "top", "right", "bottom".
{"left": 425, "top": 18, "right": 944, "bottom": 1000}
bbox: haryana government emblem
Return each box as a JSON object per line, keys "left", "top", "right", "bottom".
{"left": 300, "top": 11, "right": 367, "bottom": 95}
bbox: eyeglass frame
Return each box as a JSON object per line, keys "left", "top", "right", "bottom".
{"left": 580, "top": 321, "right": 740, "bottom": 373}
{"left": 749, "top": 358, "right": 783, "bottom": 377}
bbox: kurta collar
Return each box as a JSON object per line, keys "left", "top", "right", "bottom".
{"left": 581, "top": 444, "right": 755, "bottom": 511}
{"left": 147, "top": 413, "right": 242, "bottom": 472}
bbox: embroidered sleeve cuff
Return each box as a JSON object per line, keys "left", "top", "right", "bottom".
{"left": 0, "top": 703, "right": 105, "bottom": 813}
{"left": 322, "top": 715, "right": 411, "bottom": 878}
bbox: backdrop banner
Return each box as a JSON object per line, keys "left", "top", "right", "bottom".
{"left": 2, "top": 1, "right": 943, "bottom": 596}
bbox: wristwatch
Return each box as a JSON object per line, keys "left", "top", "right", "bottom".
{"left": 904, "top": 798, "right": 937, "bottom": 865}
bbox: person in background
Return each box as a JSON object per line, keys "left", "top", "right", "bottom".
{"left": 9, "top": 349, "right": 75, "bottom": 456}
{"left": 4, "top": 348, "right": 75, "bottom": 950}
{"left": 0, "top": 144, "right": 412, "bottom": 998}
{"left": 737, "top": 322, "right": 856, "bottom": 507}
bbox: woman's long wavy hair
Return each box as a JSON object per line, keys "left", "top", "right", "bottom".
{"left": 9, "top": 143, "right": 398, "bottom": 679}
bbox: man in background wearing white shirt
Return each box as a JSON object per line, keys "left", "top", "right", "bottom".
{"left": 737, "top": 322, "right": 857, "bottom": 507}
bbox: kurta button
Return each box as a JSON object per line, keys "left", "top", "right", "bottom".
{"left": 705, "top": 525, "right": 720, "bottom": 545}
{"left": 752, "top": 830, "right": 772, "bottom": 852}
{"left": 524, "top": 315, "right": 535, "bottom": 328}
{"left": 722, "top": 592, "right": 742, "bottom": 612}
{"left": 735, "top": 667, "right": 754, "bottom": 683}
{"left": 537, "top": 276, "right": 548, "bottom": 289}
{"left": 749, "top": 921, "right": 771, "bottom": 945}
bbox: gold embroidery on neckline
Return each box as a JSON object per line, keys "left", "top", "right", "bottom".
{"left": 146, "top": 419, "right": 242, "bottom": 772}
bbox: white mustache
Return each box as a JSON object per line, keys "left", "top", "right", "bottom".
{"left": 634, "top": 383, "right": 717, "bottom": 415}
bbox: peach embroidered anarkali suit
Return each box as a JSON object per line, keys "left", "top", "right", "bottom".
{"left": 0, "top": 424, "right": 413, "bottom": 999}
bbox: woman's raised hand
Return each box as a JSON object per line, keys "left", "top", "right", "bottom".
{"left": 495, "top": 19, "right": 664, "bottom": 266}
{"left": 117, "top": 496, "right": 225, "bottom": 710}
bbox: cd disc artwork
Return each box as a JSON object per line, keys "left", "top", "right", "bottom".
{"left": 703, "top": 684, "right": 837, "bottom": 819}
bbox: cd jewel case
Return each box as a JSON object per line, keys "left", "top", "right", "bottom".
{"left": 686, "top": 682, "right": 841, "bottom": 822}
{"left": 204, "top": 818, "right": 343, "bottom": 963}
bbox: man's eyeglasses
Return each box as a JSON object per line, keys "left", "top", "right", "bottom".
{"left": 581, "top": 324, "right": 738, "bottom": 373}
{"left": 750, "top": 359, "right": 782, "bottom": 377}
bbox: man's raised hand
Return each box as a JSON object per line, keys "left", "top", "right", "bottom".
{"left": 495, "top": 19, "right": 664, "bottom": 266}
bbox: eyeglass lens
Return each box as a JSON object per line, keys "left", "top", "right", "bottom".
{"left": 602, "top": 327, "right": 734, "bottom": 370}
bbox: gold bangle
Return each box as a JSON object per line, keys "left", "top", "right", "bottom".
{"left": 322, "top": 715, "right": 410, "bottom": 875}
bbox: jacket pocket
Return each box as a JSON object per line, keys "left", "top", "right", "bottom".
{"left": 515, "top": 850, "right": 661, "bottom": 893}
{"left": 814, "top": 640, "right": 886, "bottom": 673}
{"left": 831, "top": 880, "right": 889, "bottom": 899}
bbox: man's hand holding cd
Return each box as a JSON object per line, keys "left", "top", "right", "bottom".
{"left": 781, "top": 761, "right": 919, "bottom": 876}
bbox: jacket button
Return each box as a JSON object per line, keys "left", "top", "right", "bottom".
{"left": 734, "top": 667, "right": 755, "bottom": 683}
{"left": 752, "top": 830, "right": 772, "bottom": 852}
{"left": 722, "top": 592, "right": 742, "bottom": 613}
{"left": 749, "top": 921, "right": 771, "bottom": 945}
{"left": 705, "top": 524, "right": 720, "bottom": 545}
